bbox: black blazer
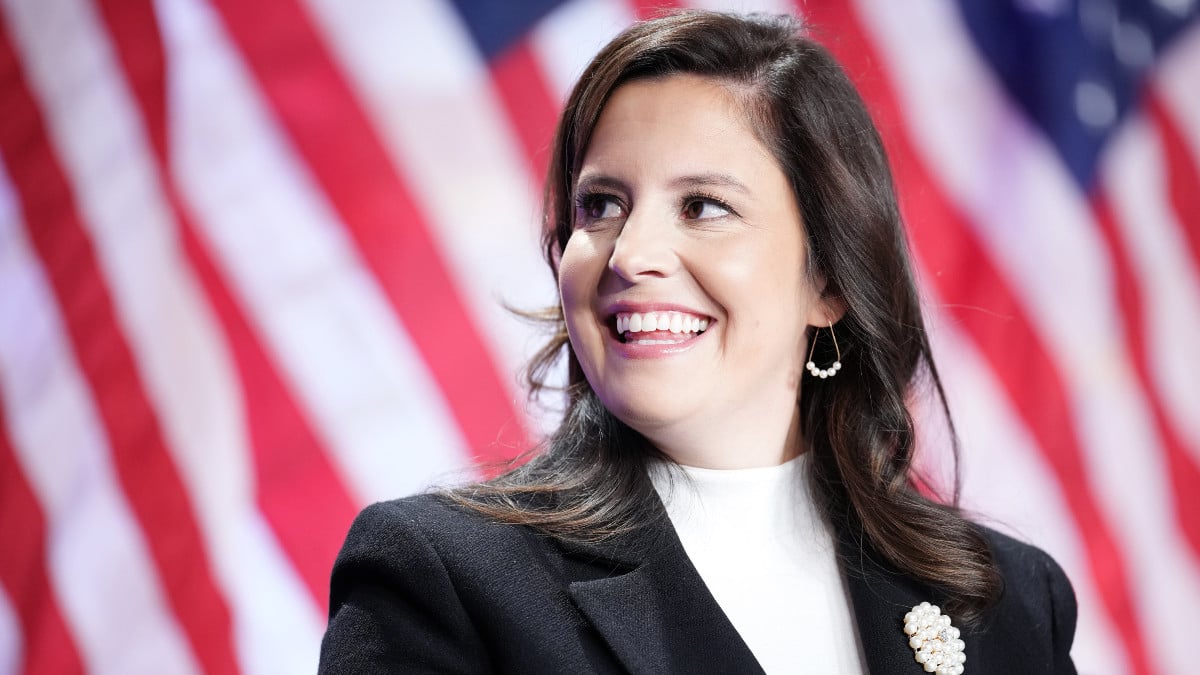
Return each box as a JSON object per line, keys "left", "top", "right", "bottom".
{"left": 319, "top": 493, "right": 1077, "bottom": 674}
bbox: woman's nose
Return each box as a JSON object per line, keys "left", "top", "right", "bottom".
{"left": 607, "top": 209, "right": 679, "bottom": 281}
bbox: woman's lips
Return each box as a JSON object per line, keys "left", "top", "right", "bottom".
{"left": 604, "top": 310, "right": 713, "bottom": 358}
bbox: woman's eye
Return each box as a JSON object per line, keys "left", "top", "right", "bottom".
{"left": 681, "top": 198, "right": 731, "bottom": 220}
{"left": 578, "top": 194, "right": 625, "bottom": 221}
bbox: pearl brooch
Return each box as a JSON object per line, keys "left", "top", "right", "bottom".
{"left": 903, "top": 602, "right": 966, "bottom": 674}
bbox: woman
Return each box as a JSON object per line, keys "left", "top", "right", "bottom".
{"left": 319, "top": 11, "right": 1076, "bottom": 674}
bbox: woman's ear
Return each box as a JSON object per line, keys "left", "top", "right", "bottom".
{"left": 816, "top": 297, "right": 847, "bottom": 326}
{"left": 805, "top": 274, "right": 847, "bottom": 326}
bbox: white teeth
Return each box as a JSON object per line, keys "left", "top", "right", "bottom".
{"left": 615, "top": 311, "right": 710, "bottom": 336}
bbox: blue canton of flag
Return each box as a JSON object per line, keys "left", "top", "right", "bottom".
{"left": 959, "top": 0, "right": 1200, "bottom": 188}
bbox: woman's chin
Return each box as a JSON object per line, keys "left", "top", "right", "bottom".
{"left": 598, "top": 393, "right": 698, "bottom": 443}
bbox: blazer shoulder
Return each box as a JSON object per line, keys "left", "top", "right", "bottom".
{"left": 321, "top": 493, "right": 517, "bottom": 673}
{"left": 975, "top": 524, "right": 1078, "bottom": 674}
{"left": 979, "top": 525, "right": 1075, "bottom": 606}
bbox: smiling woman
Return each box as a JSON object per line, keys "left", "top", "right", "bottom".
{"left": 319, "top": 11, "right": 1078, "bottom": 675}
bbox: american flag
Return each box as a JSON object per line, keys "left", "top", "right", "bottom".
{"left": 0, "top": 0, "right": 1196, "bottom": 673}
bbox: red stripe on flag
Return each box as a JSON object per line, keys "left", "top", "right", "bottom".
{"left": 0, "top": 408, "right": 85, "bottom": 675}
{"left": 801, "top": 1, "right": 1153, "bottom": 673}
{"left": 1146, "top": 94, "right": 1200, "bottom": 301}
{"left": 208, "top": 0, "right": 533, "bottom": 464}
{"left": 0, "top": 22, "right": 239, "bottom": 675}
{"left": 1092, "top": 194, "right": 1200, "bottom": 559}
{"left": 95, "top": 0, "right": 359, "bottom": 610}
{"left": 491, "top": 39, "right": 560, "bottom": 179}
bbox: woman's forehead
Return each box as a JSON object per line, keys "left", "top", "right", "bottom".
{"left": 579, "top": 75, "right": 777, "bottom": 184}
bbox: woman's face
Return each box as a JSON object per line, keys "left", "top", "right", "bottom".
{"left": 558, "top": 74, "right": 830, "bottom": 464}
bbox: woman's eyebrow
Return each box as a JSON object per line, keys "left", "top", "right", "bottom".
{"left": 574, "top": 172, "right": 750, "bottom": 195}
{"left": 669, "top": 173, "right": 751, "bottom": 194}
{"left": 574, "top": 174, "right": 629, "bottom": 194}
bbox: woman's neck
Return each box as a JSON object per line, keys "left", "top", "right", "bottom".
{"left": 648, "top": 403, "right": 804, "bottom": 469}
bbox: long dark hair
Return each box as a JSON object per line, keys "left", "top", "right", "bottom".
{"left": 448, "top": 10, "right": 1002, "bottom": 622}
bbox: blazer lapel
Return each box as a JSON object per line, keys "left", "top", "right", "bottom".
{"left": 559, "top": 511, "right": 764, "bottom": 675}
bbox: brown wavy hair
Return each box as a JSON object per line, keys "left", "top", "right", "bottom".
{"left": 448, "top": 10, "right": 1002, "bottom": 623}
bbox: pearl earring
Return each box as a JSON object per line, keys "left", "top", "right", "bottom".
{"left": 805, "top": 321, "right": 842, "bottom": 379}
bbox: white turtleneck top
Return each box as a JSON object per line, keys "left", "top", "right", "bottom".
{"left": 649, "top": 453, "right": 867, "bottom": 675}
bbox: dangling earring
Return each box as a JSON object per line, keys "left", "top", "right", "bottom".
{"left": 806, "top": 321, "right": 842, "bottom": 379}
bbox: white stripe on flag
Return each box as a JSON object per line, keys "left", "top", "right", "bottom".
{"left": 1150, "top": 26, "right": 1200, "bottom": 461}
{"left": 1, "top": 1, "right": 326, "bottom": 672}
{"left": 1103, "top": 118, "right": 1200, "bottom": 461}
{"left": 0, "top": 573, "right": 20, "bottom": 675}
{"left": 532, "top": 0, "right": 636, "bottom": 103}
{"left": 159, "top": 0, "right": 471, "bottom": 501}
{"left": 0, "top": 165, "right": 199, "bottom": 675}
{"left": 1157, "top": 26, "right": 1200, "bottom": 161}
{"left": 305, "top": 0, "right": 560, "bottom": 420}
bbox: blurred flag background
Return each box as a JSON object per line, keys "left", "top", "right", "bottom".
{"left": 1, "top": 0, "right": 1197, "bottom": 673}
